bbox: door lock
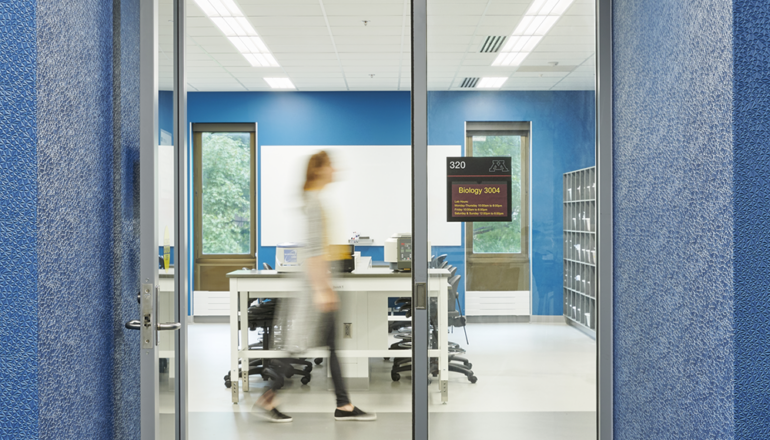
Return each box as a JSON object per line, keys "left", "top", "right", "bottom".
{"left": 124, "top": 283, "right": 182, "bottom": 349}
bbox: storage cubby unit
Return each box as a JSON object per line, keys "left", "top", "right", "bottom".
{"left": 563, "top": 166, "right": 596, "bottom": 338}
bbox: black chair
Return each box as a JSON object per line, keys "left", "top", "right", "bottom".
{"left": 390, "top": 266, "right": 477, "bottom": 383}
{"left": 263, "top": 262, "right": 273, "bottom": 270}
{"left": 224, "top": 299, "right": 313, "bottom": 389}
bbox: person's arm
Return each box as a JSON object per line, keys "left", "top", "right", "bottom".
{"left": 306, "top": 255, "right": 338, "bottom": 312}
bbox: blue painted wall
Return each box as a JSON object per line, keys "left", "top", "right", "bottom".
{"left": 0, "top": 0, "right": 39, "bottom": 437}
{"left": 613, "top": 0, "right": 736, "bottom": 438}
{"left": 733, "top": 0, "right": 770, "bottom": 437}
{"left": 159, "top": 89, "right": 173, "bottom": 144}
{"left": 0, "top": 0, "right": 141, "bottom": 438}
{"left": 186, "top": 90, "right": 594, "bottom": 315}
{"left": 429, "top": 91, "right": 595, "bottom": 315}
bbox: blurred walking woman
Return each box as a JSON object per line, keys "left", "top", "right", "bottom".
{"left": 256, "top": 151, "right": 376, "bottom": 422}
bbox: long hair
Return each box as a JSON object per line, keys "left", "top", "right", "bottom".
{"left": 303, "top": 150, "right": 331, "bottom": 191}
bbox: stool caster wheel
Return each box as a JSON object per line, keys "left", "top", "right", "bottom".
{"left": 314, "top": 358, "right": 323, "bottom": 365}
{"left": 303, "top": 366, "right": 313, "bottom": 373}
{"left": 225, "top": 380, "right": 232, "bottom": 388}
{"left": 469, "top": 376, "right": 478, "bottom": 384}
{"left": 301, "top": 376, "right": 311, "bottom": 385}
{"left": 391, "top": 372, "right": 400, "bottom": 381}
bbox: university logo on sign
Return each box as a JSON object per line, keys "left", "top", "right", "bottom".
{"left": 489, "top": 160, "right": 509, "bottom": 173}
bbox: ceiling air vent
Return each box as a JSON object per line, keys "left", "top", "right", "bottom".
{"left": 480, "top": 36, "right": 507, "bottom": 53}
{"left": 460, "top": 77, "right": 479, "bottom": 88}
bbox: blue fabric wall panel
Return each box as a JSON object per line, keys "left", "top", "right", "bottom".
{"left": 0, "top": 0, "right": 39, "bottom": 438}
{"left": 36, "top": 0, "right": 118, "bottom": 438}
{"left": 112, "top": 0, "right": 141, "bottom": 438}
{"left": 733, "top": 1, "right": 770, "bottom": 438}
{"left": 613, "top": 0, "right": 734, "bottom": 438}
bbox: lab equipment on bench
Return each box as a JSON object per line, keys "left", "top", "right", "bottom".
{"left": 384, "top": 233, "right": 412, "bottom": 272}
{"left": 275, "top": 243, "right": 304, "bottom": 272}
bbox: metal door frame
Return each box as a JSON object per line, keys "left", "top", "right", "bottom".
{"left": 139, "top": 0, "right": 188, "bottom": 438}
{"left": 137, "top": 0, "right": 613, "bottom": 437}
{"left": 139, "top": 0, "right": 160, "bottom": 437}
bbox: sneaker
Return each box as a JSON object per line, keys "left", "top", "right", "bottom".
{"left": 262, "top": 408, "right": 293, "bottom": 423}
{"left": 334, "top": 407, "right": 377, "bottom": 421}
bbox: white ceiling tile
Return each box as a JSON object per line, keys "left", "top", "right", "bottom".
{"left": 240, "top": 4, "right": 323, "bottom": 15}
{"left": 322, "top": 4, "right": 403, "bottom": 16}
{"left": 331, "top": 26, "right": 405, "bottom": 36}
{"left": 258, "top": 27, "right": 330, "bottom": 36}
{"left": 336, "top": 44, "right": 402, "bottom": 53}
{"left": 327, "top": 16, "right": 403, "bottom": 27}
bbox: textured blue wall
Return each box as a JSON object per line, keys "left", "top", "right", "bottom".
{"left": 613, "top": 0, "right": 735, "bottom": 438}
{"left": 0, "top": 0, "right": 39, "bottom": 438}
{"left": 36, "top": 0, "right": 118, "bottom": 437}
{"left": 112, "top": 0, "right": 142, "bottom": 438}
{"left": 733, "top": 0, "right": 770, "bottom": 437}
{"left": 186, "top": 91, "right": 594, "bottom": 315}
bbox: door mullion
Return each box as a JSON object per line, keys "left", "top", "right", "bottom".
{"left": 411, "top": 0, "right": 429, "bottom": 439}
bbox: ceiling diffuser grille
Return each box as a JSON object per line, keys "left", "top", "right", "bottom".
{"left": 480, "top": 36, "right": 507, "bottom": 53}
{"left": 460, "top": 77, "right": 479, "bottom": 88}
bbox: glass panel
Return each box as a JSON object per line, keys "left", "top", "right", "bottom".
{"left": 427, "top": 0, "right": 597, "bottom": 438}
{"left": 184, "top": 0, "right": 412, "bottom": 438}
{"left": 472, "top": 135, "right": 522, "bottom": 254}
{"left": 200, "top": 132, "right": 251, "bottom": 255}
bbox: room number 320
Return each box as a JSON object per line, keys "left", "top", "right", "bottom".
{"left": 449, "top": 161, "right": 466, "bottom": 169}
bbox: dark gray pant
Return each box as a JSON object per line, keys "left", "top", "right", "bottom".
{"left": 322, "top": 311, "right": 351, "bottom": 407}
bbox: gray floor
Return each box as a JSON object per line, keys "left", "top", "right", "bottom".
{"left": 163, "top": 411, "right": 595, "bottom": 440}
{"left": 166, "top": 321, "right": 596, "bottom": 439}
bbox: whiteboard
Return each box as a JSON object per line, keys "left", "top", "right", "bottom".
{"left": 158, "top": 145, "right": 174, "bottom": 246}
{"left": 260, "top": 145, "right": 461, "bottom": 247}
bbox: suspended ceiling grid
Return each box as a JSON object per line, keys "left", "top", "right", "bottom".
{"left": 158, "top": 0, "right": 595, "bottom": 92}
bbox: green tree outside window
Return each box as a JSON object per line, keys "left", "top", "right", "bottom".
{"left": 472, "top": 135, "right": 522, "bottom": 253}
{"left": 201, "top": 132, "right": 251, "bottom": 255}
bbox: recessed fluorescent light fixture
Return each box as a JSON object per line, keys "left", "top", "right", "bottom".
{"left": 194, "top": 0, "right": 280, "bottom": 68}
{"left": 264, "top": 78, "right": 295, "bottom": 89}
{"left": 493, "top": 0, "right": 574, "bottom": 67}
{"left": 476, "top": 77, "right": 508, "bottom": 89}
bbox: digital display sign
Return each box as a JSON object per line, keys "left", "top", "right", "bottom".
{"left": 447, "top": 157, "right": 512, "bottom": 222}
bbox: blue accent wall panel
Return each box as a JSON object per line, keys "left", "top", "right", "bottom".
{"left": 0, "top": 0, "right": 39, "bottom": 437}
{"left": 159, "top": 89, "right": 173, "bottom": 145}
{"left": 613, "top": 0, "right": 734, "bottom": 438}
{"left": 36, "top": 0, "right": 120, "bottom": 438}
{"left": 186, "top": 91, "right": 593, "bottom": 315}
{"left": 733, "top": 0, "right": 770, "bottom": 437}
{"left": 428, "top": 91, "right": 595, "bottom": 315}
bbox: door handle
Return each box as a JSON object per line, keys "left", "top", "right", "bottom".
{"left": 125, "top": 320, "right": 179, "bottom": 331}
{"left": 158, "top": 322, "right": 182, "bottom": 331}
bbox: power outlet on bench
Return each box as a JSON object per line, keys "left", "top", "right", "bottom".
{"left": 343, "top": 323, "right": 352, "bottom": 338}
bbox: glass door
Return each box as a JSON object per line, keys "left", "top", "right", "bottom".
{"left": 421, "top": 0, "right": 599, "bottom": 438}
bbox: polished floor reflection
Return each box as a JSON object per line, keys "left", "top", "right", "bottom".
{"left": 169, "top": 321, "right": 595, "bottom": 439}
